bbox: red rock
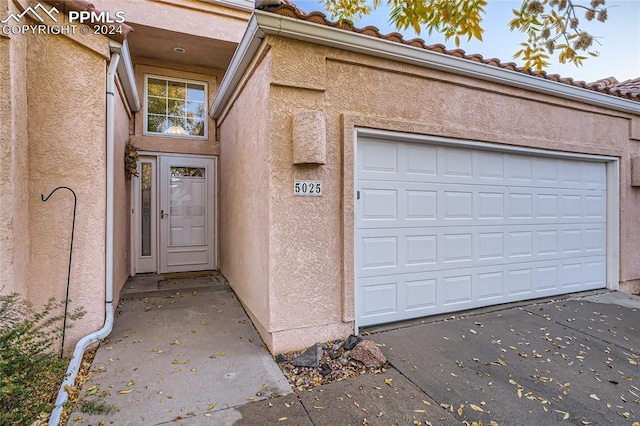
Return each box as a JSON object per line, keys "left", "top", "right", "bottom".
{"left": 349, "top": 340, "right": 387, "bottom": 368}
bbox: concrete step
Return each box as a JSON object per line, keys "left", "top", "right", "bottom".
{"left": 120, "top": 271, "right": 230, "bottom": 299}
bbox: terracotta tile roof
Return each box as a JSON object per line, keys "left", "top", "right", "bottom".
{"left": 611, "top": 78, "right": 640, "bottom": 98}
{"left": 257, "top": 3, "right": 640, "bottom": 104}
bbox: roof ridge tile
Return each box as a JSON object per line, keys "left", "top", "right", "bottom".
{"left": 260, "top": 3, "right": 639, "bottom": 102}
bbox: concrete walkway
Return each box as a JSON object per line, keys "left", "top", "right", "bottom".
{"left": 67, "top": 277, "right": 291, "bottom": 425}
{"left": 67, "top": 285, "right": 640, "bottom": 425}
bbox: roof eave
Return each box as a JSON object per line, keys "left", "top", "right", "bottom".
{"left": 198, "top": 0, "right": 254, "bottom": 12}
{"left": 211, "top": 13, "right": 264, "bottom": 119}
{"left": 211, "top": 10, "right": 640, "bottom": 119}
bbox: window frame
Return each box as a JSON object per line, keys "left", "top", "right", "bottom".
{"left": 143, "top": 74, "right": 208, "bottom": 140}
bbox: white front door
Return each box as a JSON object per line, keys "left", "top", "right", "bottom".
{"left": 159, "top": 155, "right": 216, "bottom": 273}
{"left": 133, "top": 154, "right": 216, "bottom": 274}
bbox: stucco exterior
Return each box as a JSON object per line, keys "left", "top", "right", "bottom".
{"left": 0, "top": 0, "right": 250, "bottom": 352}
{"left": 0, "top": 0, "right": 135, "bottom": 351}
{"left": 26, "top": 32, "right": 111, "bottom": 345}
{"left": 218, "top": 46, "right": 272, "bottom": 345}
{"left": 3, "top": 0, "right": 640, "bottom": 358}
{"left": 0, "top": 0, "right": 29, "bottom": 297}
{"left": 216, "top": 30, "right": 640, "bottom": 353}
{"left": 113, "top": 80, "right": 133, "bottom": 305}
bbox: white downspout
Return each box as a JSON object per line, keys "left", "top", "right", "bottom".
{"left": 49, "top": 51, "right": 120, "bottom": 426}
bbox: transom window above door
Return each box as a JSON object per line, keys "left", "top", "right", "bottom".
{"left": 144, "top": 75, "right": 207, "bottom": 139}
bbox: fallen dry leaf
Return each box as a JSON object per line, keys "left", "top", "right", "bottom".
{"left": 589, "top": 394, "right": 600, "bottom": 401}
{"left": 118, "top": 388, "right": 133, "bottom": 394}
{"left": 469, "top": 404, "right": 484, "bottom": 412}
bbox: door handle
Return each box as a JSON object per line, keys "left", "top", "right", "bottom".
{"left": 161, "top": 209, "right": 169, "bottom": 219}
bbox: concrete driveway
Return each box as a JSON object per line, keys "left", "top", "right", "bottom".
{"left": 371, "top": 291, "right": 640, "bottom": 425}
{"left": 66, "top": 286, "right": 639, "bottom": 425}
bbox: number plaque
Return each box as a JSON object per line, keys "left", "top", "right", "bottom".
{"left": 294, "top": 180, "right": 322, "bottom": 196}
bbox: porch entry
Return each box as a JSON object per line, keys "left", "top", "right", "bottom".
{"left": 133, "top": 154, "right": 216, "bottom": 274}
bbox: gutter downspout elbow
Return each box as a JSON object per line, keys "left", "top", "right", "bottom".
{"left": 49, "top": 51, "right": 120, "bottom": 425}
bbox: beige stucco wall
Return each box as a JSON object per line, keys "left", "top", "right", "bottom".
{"left": 26, "top": 32, "right": 110, "bottom": 349}
{"left": 113, "top": 81, "right": 133, "bottom": 306}
{"left": 0, "top": 0, "right": 29, "bottom": 297}
{"left": 130, "top": 62, "right": 222, "bottom": 156}
{"left": 217, "top": 47, "right": 273, "bottom": 347}
{"left": 220, "top": 34, "right": 640, "bottom": 354}
{"left": 91, "top": 0, "right": 249, "bottom": 44}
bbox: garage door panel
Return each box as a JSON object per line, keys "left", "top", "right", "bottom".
{"left": 475, "top": 151, "right": 505, "bottom": 180}
{"left": 584, "top": 194, "right": 607, "bottom": 219}
{"left": 439, "top": 147, "right": 474, "bottom": 178}
{"left": 477, "top": 271, "right": 504, "bottom": 300}
{"left": 358, "top": 181, "right": 605, "bottom": 228}
{"left": 405, "top": 235, "right": 437, "bottom": 266}
{"left": 358, "top": 224, "right": 606, "bottom": 278}
{"left": 532, "top": 158, "right": 558, "bottom": 184}
{"left": 360, "top": 279, "right": 398, "bottom": 318}
{"left": 406, "top": 190, "right": 437, "bottom": 219}
{"left": 507, "top": 267, "right": 533, "bottom": 295}
{"left": 358, "top": 140, "right": 606, "bottom": 189}
{"left": 361, "top": 236, "right": 397, "bottom": 269}
{"left": 406, "top": 145, "right": 438, "bottom": 175}
{"left": 358, "top": 139, "right": 398, "bottom": 173}
{"left": 357, "top": 257, "right": 606, "bottom": 326}
{"left": 357, "top": 137, "right": 609, "bottom": 327}
{"left": 478, "top": 192, "right": 505, "bottom": 219}
{"left": 582, "top": 161, "right": 607, "bottom": 188}
{"left": 405, "top": 278, "right": 437, "bottom": 311}
{"left": 360, "top": 188, "right": 398, "bottom": 221}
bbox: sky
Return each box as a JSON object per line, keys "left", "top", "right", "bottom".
{"left": 292, "top": 0, "right": 640, "bottom": 83}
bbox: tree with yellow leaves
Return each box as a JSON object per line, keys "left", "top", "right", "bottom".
{"left": 321, "top": 0, "right": 608, "bottom": 73}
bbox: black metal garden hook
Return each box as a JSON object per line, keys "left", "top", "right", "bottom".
{"left": 41, "top": 186, "right": 77, "bottom": 358}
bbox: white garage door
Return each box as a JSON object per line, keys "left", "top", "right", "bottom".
{"left": 356, "top": 136, "right": 608, "bottom": 327}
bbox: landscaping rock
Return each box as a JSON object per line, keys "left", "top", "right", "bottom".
{"left": 319, "top": 363, "right": 332, "bottom": 376}
{"left": 328, "top": 348, "right": 341, "bottom": 359}
{"left": 292, "top": 342, "right": 322, "bottom": 367}
{"left": 275, "top": 353, "right": 287, "bottom": 363}
{"left": 349, "top": 340, "right": 387, "bottom": 368}
{"left": 343, "top": 334, "right": 361, "bottom": 350}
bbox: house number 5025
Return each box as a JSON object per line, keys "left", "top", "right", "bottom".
{"left": 294, "top": 180, "right": 322, "bottom": 196}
